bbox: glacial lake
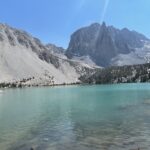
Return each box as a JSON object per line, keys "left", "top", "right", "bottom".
{"left": 0, "top": 84, "right": 150, "bottom": 150}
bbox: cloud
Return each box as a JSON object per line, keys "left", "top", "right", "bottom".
{"left": 100, "top": 0, "right": 110, "bottom": 22}
{"left": 78, "top": 0, "right": 86, "bottom": 10}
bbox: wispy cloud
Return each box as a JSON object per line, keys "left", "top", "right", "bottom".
{"left": 100, "top": 0, "right": 110, "bottom": 22}
{"left": 78, "top": 0, "right": 86, "bottom": 10}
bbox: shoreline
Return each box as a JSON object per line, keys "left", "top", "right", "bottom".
{"left": 0, "top": 81, "right": 82, "bottom": 89}
{"left": 0, "top": 80, "right": 150, "bottom": 90}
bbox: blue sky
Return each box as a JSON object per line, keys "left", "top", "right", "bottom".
{"left": 0, "top": 0, "right": 150, "bottom": 48}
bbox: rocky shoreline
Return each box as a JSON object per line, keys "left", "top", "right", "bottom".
{"left": 0, "top": 79, "right": 81, "bottom": 89}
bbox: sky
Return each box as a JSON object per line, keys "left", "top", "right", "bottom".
{"left": 0, "top": 0, "right": 150, "bottom": 48}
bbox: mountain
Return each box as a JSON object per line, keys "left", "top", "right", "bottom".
{"left": 66, "top": 22, "right": 150, "bottom": 67}
{"left": 45, "top": 44, "right": 67, "bottom": 59}
{"left": 0, "top": 23, "right": 95, "bottom": 87}
{"left": 1, "top": 22, "right": 150, "bottom": 87}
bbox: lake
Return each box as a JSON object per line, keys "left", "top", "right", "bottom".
{"left": 0, "top": 84, "right": 150, "bottom": 150}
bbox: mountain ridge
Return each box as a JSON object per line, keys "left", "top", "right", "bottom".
{"left": 0, "top": 23, "right": 96, "bottom": 86}
{"left": 66, "top": 22, "right": 150, "bottom": 67}
{"left": 1, "top": 22, "right": 150, "bottom": 87}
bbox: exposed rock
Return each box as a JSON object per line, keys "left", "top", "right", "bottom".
{"left": 66, "top": 22, "right": 150, "bottom": 67}
{"left": 143, "top": 99, "right": 150, "bottom": 105}
{"left": 46, "top": 44, "right": 65, "bottom": 54}
{"left": 0, "top": 23, "right": 95, "bottom": 86}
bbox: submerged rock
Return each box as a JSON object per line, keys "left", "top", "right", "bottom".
{"left": 43, "top": 138, "right": 49, "bottom": 142}
{"left": 143, "top": 99, "right": 150, "bottom": 105}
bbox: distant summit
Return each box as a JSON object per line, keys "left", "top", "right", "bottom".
{"left": 66, "top": 22, "right": 150, "bottom": 67}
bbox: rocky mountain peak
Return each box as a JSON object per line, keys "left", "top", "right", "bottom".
{"left": 101, "top": 22, "right": 106, "bottom": 28}
{"left": 66, "top": 22, "right": 150, "bottom": 67}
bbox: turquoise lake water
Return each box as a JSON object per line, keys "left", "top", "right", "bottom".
{"left": 0, "top": 84, "right": 150, "bottom": 150}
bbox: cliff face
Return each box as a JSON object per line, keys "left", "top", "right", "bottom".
{"left": 66, "top": 22, "right": 150, "bottom": 67}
